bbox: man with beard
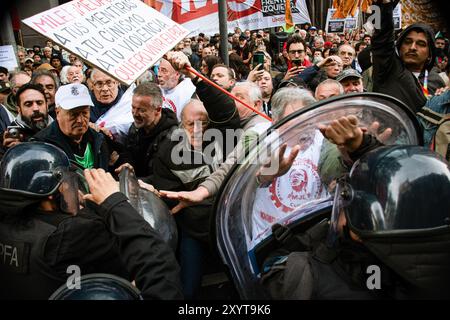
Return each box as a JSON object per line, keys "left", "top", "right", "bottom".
{"left": 158, "top": 57, "right": 196, "bottom": 121}
{"left": 371, "top": 0, "right": 445, "bottom": 112}
{"left": 1, "top": 83, "right": 52, "bottom": 158}
{"left": 31, "top": 70, "right": 59, "bottom": 119}
{"left": 66, "top": 65, "right": 84, "bottom": 84}
{"left": 34, "top": 83, "right": 113, "bottom": 171}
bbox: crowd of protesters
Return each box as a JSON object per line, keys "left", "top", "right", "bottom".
{"left": 1, "top": 0, "right": 450, "bottom": 300}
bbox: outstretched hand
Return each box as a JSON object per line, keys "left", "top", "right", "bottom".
{"left": 83, "top": 169, "right": 120, "bottom": 205}
{"left": 318, "top": 115, "right": 364, "bottom": 153}
{"left": 256, "top": 143, "right": 301, "bottom": 186}
{"left": 159, "top": 187, "right": 210, "bottom": 214}
{"left": 362, "top": 121, "right": 392, "bottom": 143}
{"left": 138, "top": 180, "right": 161, "bottom": 197}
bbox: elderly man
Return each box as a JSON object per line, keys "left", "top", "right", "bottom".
{"left": 34, "top": 83, "right": 113, "bottom": 170}
{"left": 66, "top": 65, "right": 84, "bottom": 84}
{"left": 158, "top": 57, "right": 196, "bottom": 121}
{"left": 31, "top": 70, "right": 59, "bottom": 119}
{"left": 1, "top": 83, "right": 53, "bottom": 157}
{"left": 337, "top": 44, "right": 356, "bottom": 70}
{"left": 315, "top": 79, "right": 344, "bottom": 101}
{"left": 336, "top": 69, "right": 365, "bottom": 93}
{"left": 158, "top": 81, "right": 271, "bottom": 215}
{"left": 89, "top": 69, "right": 134, "bottom": 144}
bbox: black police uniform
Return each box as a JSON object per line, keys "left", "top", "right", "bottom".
{"left": 0, "top": 192, "right": 183, "bottom": 300}
{"left": 260, "top": 146, "right": 450, "bottom": 300}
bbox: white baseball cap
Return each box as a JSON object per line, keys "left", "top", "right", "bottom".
{"left": 55, "top": 83, "right": 94, "bottom": 110}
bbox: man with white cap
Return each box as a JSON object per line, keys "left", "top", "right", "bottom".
{"left": 34, "top": 83, "right": 114, "bottom": 170}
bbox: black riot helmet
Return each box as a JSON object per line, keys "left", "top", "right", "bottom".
{"left": 0, "top": 142, "right": 69, "bottom": 196}
{"left": 331, "top": 145, "right": 450, "bottom": 297}
{"left": 49, "top": 274, "right": 142, "bottom": 300}
{"left": 0, "top": 142, "right": 85, "bottom": 215}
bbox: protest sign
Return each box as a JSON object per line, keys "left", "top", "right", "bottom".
{"left": 0, "top": 45, "right": 19, "bottom": 71}
{"left": 325, "top": 8, "right": 348, "bottom": 33}
{"left": 23, "top": 0, "right": 190, "bottom": 85}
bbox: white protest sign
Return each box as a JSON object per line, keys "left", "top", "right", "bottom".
{"left": 393, "top": 3, "right": 402, "bottom": 30}
{"left": 325, "top": 9, "right": 345, "bottom": 34}
{"left": 0, "top": 45, "right": 19, "bottom": 71}
{"left": 23, "top": 0, "right": 190, "bottom": 85}
{"left": 325, "top": 8, "right": 360, "bottom": 34}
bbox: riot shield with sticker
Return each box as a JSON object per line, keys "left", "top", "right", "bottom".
{"left": 214, "top": 93, "right": 422, "bottom": 299}
{"left": 119, "top": 168, "right": 178, "bottom": 251}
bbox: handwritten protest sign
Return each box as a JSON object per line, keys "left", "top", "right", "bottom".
{"left": 23, "top": 0, "right": 190, "bottom": 85}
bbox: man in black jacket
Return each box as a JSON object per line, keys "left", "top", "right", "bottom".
{"left": 1, "top": 83, "right": 53, "bottom": 159}
{"left": 371, "top": 0, "right": 445, "bottom": 112}
{"left": 33, "top": 83, "right": 113, "bottom": 171}
{"left": 116, "top": 82, "right": 178, "bottom": 179}
{"left": 0, "top": 142, "right": 182, "bottom": 299}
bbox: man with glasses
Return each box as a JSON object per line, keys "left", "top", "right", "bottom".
{"left": 273, "top": 35, "right": 312, "bottom": 91}
{"left": 34, "top": 83, "right": 114, "bottom": 171}
{"left": 89, "top": 69, "right": 134, "bottom": 144}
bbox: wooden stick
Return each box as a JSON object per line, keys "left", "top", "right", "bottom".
{"left": 185, "top": 66, "right": 273, "bottom": 122}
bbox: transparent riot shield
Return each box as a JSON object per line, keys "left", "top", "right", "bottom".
{"left": 214, "top": 93, "right": 422, "bottom": 299}
{"left": 119, "top": 168, "right": 178, "bottom": 251}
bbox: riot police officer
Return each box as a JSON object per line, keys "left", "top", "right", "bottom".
{"left": 0, "top": 142, "right": 183, "bottom": 300}
{"left": 260, "top": 145, "right": 450, "bottom": 299}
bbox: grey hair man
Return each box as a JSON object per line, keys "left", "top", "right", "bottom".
{"left": 158, "top": 81, "right": 272, "bottom": 212}
{"left": 271, "top": 87, "right": 316, "bottom": 122}
{"left": 315, "top": 79, "right": 344, "bottom": 101}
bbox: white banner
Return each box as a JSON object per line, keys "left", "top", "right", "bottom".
{"left": 23, "top": 0, "right": 190, "bottom": 85}
{"left": 145, "top": 0, "right": 311, "bottom": 35}
{"left": 0, "top": 45, "right": 19, "bottom": 71}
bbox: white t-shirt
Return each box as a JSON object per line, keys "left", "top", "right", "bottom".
{"left": 250, "top": 131, "right": 329, "bottom": 246}
{"left": 161, "top": 78, "right": 196, "bottom": 121}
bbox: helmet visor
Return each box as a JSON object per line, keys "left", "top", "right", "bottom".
{"left": 58, "top": 167, "right": 89, "bottom": 215}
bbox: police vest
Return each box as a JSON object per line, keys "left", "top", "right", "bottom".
{"left": 0, "top": 213, "right": 72, "bottom": 299}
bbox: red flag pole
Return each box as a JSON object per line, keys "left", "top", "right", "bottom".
{"left": 185, "top": 66, "right": 273, "bottom": 122}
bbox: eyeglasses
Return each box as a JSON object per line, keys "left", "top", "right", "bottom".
{"left": 93, "top": 80, "right": 116, "bottom": 90}
{"left": 289, "top": 49, "right": 305, "bottom": 55}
